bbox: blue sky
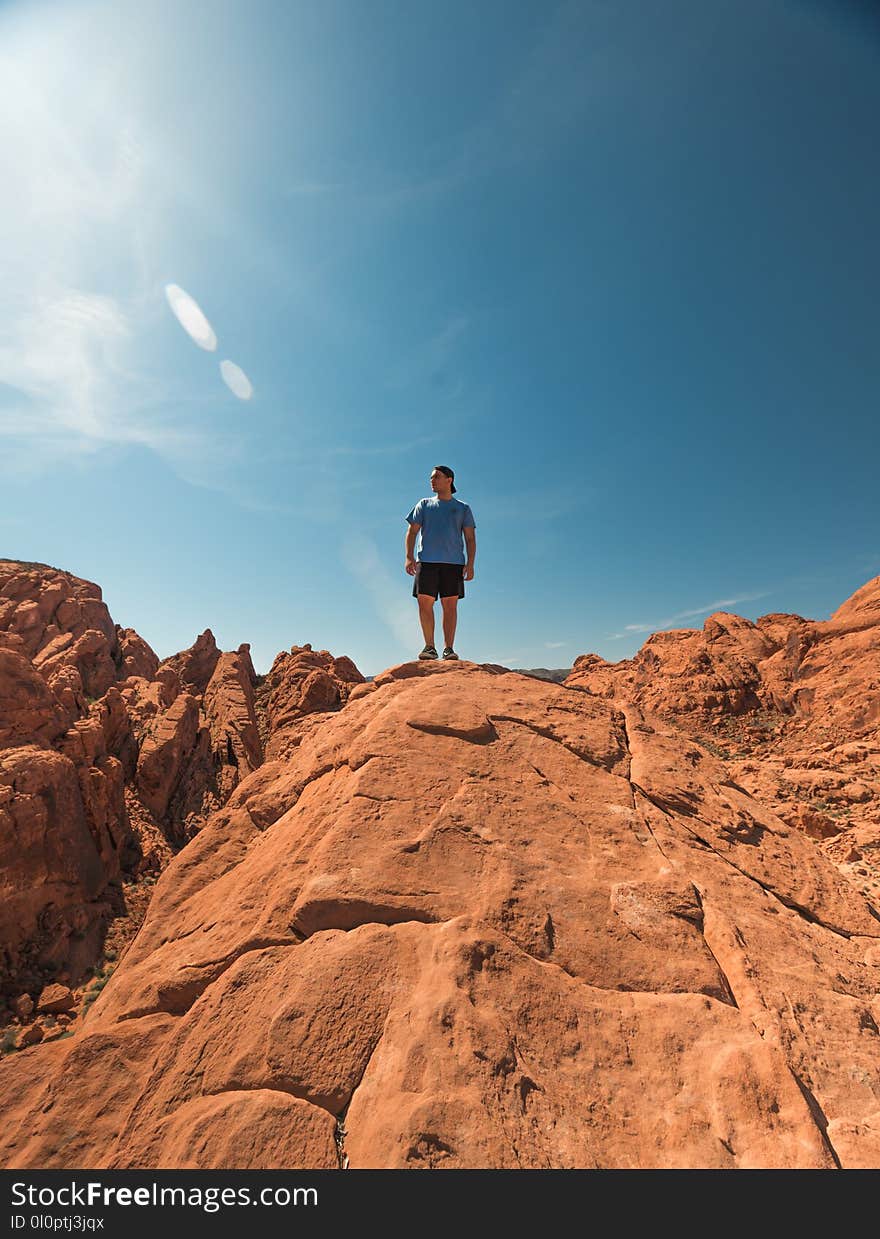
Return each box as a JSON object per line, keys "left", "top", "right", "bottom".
{"left": 1, "top": 0, "right": 878, "bottom": 676}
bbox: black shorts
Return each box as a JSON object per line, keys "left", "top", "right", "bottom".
{"left": 413, "top": 561, "right": 465, "bottom": 600}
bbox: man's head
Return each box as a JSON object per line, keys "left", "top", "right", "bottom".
{"left": 430, "top": 465, "right": 457, "bottom": 496}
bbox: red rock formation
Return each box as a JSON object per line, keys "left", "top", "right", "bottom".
{"left": 567, "top": 576, "right": 880, "bottom": 905}
{"left": 2, "top": 663, "right": 877, "bottom": 1169}
{"left": 0, "top": 560, "right": 122, "bottom": 703}
{"left": 116, "top": 627, "right": 159, "bottom": 681}
{"left": 203, "top": 646, "right": 262, "bottom": 798}
{"left": 0, "top": 647, "right": 69, "bottom": 748}
{"left": 118, "top": 668, "right": 181, "bottom": 737}
{"left": 128, "top": 641, "right": 264, "bottom": 841}
{"left": 0, "top": 565, "right": 154, "bottom": 999}
{"left": 0, "top": 745, "right": 111, "bottom": 986}
{"left": 135, "top": 693, "right": 202, "bottom": 823}
{"left": 261, "top": 643, "right": 365, "bottom": 760}
{"left": 0, "top": 680, "right": 141, "bottom": 996}
{"left": 0, "top": 561, "right": 365, "bottom": 1031}
{"left": 159, "top": 629, "right": 221, "bottom": 696}
{"left": 0, "top": 572, "right": 168, "bottom": 986}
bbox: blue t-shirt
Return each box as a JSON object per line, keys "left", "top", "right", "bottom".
{"left": 405, "top": 496, "right": 476, "bottom": 565}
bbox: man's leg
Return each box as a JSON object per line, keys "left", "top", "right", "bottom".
{"left": 440, "top": 595, "right": 458, "bottom": 649}
{"left": 417, "top": 594, "right": 436, "bottom": 647}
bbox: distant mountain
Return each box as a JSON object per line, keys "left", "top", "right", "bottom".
{"left": 513, "top": 666, "right": 571, "bottom": 683}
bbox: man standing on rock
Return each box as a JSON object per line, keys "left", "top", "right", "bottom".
{"left": 405, "top": 465, "right": 476, "bottom": 661}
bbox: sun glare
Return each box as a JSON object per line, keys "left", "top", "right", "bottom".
{"left": 163, "top": 283, "right": 218, "bottom": 352}
{"left": 220, "top": 359, "right": 253, "bottom": 400}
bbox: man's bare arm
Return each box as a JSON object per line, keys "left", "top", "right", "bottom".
{"left": 464, "top": 527, "right": 476, "bottom": 581}
{"left": 405, "top": 524, "right": 420, "bottom": 575}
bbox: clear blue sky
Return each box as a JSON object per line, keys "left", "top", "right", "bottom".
{"left": 1, "top": 0, "right": 878, "bottom": 675}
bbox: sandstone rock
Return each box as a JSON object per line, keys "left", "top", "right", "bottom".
{"left": 89, "top": 688, "right": 139, "bottom": 778}
{"left": 567, "top": 615, "right": 782, "bottom": 721}
{"left": 36, "top": 984, "right": 74, "bottom": 1015}
{"left": 0, "top": 648, "right": 69, "bottom": 748}
{"left": 35, "top": 628, "right": 117, "bottom": 701}
{"left": 260, "top": 645, "right": 365, "bottom": 760}
{"left": 0, "top": 1016, "right": 177, "bottom": 1166}
{"left": 785, "top": 803, "right": 841, "bottom": 840}
{"left": 115, "top": 627, "right": 159, "bottom": 681}
{"left": 55, "top": 698, "right": 139, "bottom": 876}
{"left": 0, "top": 562, "right": 119, "bottom": 687}
{"left": 0, "top": 631, "right": 27, "bottom": 656}
{"left": 121, "top": 790, "right": 173, "bottom": 875}
{"left": 118, "top": 673, "right": 180, "bottom": 739}
{"left": 40, "top": 1024, "right": 72, "bottom": 1044}
{"left": 46, "top": 664, "right": 88, "bottom": 727}
{"left": 0, "top": 620, "right": 139, "bottom": 988}
{"left": 135, "top": 694, "right": 201, "bottom": 822}
{"left": 568, "top": 576, "right": 880, "bottom": 905}
{"left": 0, "top": 563, "right": 271, "bottom": 999}
{"left": 15, "top": 1022, "right": 44, "bottom": 1049}
{"left": 3, "top": 663, "right": 877, "bottom": 1169}
{"left": 12, "top": 994, "right": 34, "bottom": 1020}
{"left": 159, "top": 630, "right": 220, "bottom": 696}
{"left": 130, "top": 646, "right": 267, "bottom": 842}
{"left": 831, "top": 577, "right": 880, "bottom": 625}
{"left": 348, "top": 682, "right": 378, "bottom": 703}
{"left": 203, "top": 646, "right": 262, "bottom": 796}
{"left": 0, "top": 745, "right": 111, "bottom": 989}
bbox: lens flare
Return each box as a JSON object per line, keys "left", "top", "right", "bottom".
{"left": 164, "top": 283, "right": 217, "bottom": 351}
{"left": 220, "top": 359, "right": 253, "bottom": 400}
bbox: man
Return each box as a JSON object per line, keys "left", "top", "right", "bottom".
{"left": 405, "top": 465, "right": 476, "bottom": 661}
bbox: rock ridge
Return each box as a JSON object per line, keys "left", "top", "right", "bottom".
{"left": 0, "top": 561, "right": 364, "bottom": 1042}
{"left": 567, "top": 576, "right": 880, "bottom": 906}
{"left": 2, "top": 659, "right": 878, "bottom": 1168}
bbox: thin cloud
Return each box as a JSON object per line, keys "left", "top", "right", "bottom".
{"left": 0, "top": 20, "right": 264, "bottom": 501}
{"left": 0, "top": 283, "right": 232, "bottom": 482}
{"left": 341, "top": 534, "right": 414, "bottom": 649}
{"left": 610, "top": 590, "right": 772, "bottom": 638}
{"left": 545, "top": 641, "right": 567, "bottom": 649}
{"left": 0, "top": 287, "right": 151, "bottom": 467}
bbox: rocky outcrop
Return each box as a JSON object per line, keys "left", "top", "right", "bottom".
{"left": 117, "top": 669, "right": 181, "bottom": 738}
{"left": 204, "top": 647, "right": 262, "bottom": 797}
{"left": 2, "top": 662, "right": 877, "bottom": 1169}
{"left": 0, "top": 647, "right": 69, "bottom": 748}
{"left": 135, "top": 693, "right": 202, "bottom": 823}
{"left": 567, "top": 577, "right": 880, "bottom": 906}
{"left": 158, "top": 630, "right": 221, "bottom": 697}
{"left": 127, "top": 642, "right": 263, "bottom": 841}
{"left": 0, "top": 561, "right": 147, "bottom": 997}
{"left": 260, "top": 644, "right": 365, "bottom": 760}
{"left": 116, "top": 628, "right": 159, "bottom": 681}
{"left": 0, "top": 561, "right": 121, "bottom": 704}
{"left": 0, "top": 561, "right": 365, "bottom": 1037}
{"left": 0, "top": 745, "right": 112, "bottom": 987}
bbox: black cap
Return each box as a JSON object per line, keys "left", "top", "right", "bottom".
{"left": 435, "top": 464, "right": 456, "bottom": 494}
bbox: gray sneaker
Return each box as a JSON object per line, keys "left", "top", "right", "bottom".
{"left": 419, "top": 644, "right": 438, "bottom": 660}
{"left": 442, "top": 647, "right": 459, "bottom": 660}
